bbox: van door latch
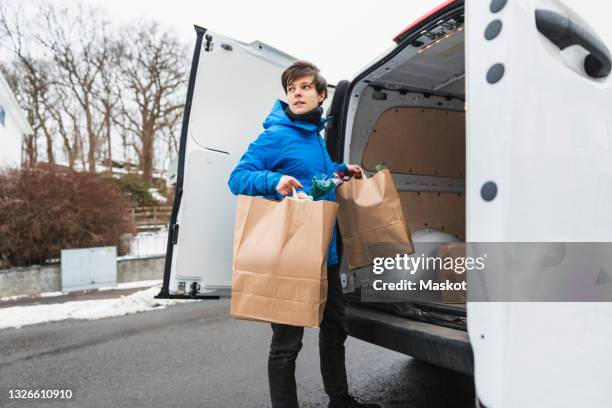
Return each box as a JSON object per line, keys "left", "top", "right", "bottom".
{"left": 204, "top": 34, "right": 213, "bottom": 52}
{"left": 171, "top": 224, "right": 180, "bottom": 244}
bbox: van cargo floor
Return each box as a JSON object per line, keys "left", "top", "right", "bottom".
{"left": 343, "top": 291, "right": 467, "bottom": 331}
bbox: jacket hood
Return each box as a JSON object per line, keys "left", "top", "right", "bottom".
{"left": 263, "top": 99, "right": 331, "bottom": 133}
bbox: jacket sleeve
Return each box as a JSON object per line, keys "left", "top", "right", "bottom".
{"left": 332, "top": 161, "right": 349, "bottom": 176}
{"left": 228, "top": 130, "right": 285, "bottom": 196}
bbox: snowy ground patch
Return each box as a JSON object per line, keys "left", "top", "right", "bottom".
{"left": 0, "top": 283, "right": 201, "bottom": 330}
{"left": 125, "top": 229, "right": 168, "bottom": 257}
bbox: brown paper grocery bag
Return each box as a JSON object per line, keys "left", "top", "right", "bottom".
{"left": 336, "top": 169, "right": 414, "bottom": 269}
{"left": 230, "top": 189, "right": 338, "bottom": 328}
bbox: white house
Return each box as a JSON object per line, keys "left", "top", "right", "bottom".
{"left": 0, "top": 70, "right": 33, "bottom": 169}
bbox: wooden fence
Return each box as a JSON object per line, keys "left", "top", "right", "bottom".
{"left": 130, "top": 206, "right": 172, "bottom": 229}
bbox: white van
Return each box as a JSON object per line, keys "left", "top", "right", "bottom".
{"left": 156, "top": 0, "right": 612, "bottom": 406}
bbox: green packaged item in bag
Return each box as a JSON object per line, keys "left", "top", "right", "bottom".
{"left": 311, "top": 174, "right": 343, "bottom": 198}
{"left": 375, "top": 162, "right": 387, "bottom": 172}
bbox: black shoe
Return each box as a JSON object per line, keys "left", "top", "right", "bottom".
{"left": 328, "top": 393, "right": 383, "bottom": 408}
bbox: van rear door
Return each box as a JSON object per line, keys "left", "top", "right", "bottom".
{"left": 156, "top": 27, "right": 296, "bottom": 298}
{"left": 466, "top": 1, "right": 612, "bottom": 406}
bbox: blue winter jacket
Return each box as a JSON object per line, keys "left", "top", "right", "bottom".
{"left": 227, "top": 99, "right": 348, "bottom": 268}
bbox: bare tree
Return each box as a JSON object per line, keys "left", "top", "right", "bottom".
{"left": 35, "top": 2, "right": 110, "bottom": 173}
{"left": 47, "top": 84, "right": 83, "bottom": 168}
{"left": 117, "top": 21, "right": 188, "bottom": 186}
{"left": 2, "top": 1, "right": 189, "bottom": 180}
{"left": 93, "top": 38, "right": 123, "bottom": 175}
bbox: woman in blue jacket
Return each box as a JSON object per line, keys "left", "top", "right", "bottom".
{"left": 227, "top": 61, "right": 380, "bottom": 408}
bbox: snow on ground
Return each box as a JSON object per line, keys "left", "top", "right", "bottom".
{"left": 127, "top": 229, "right": 168, "bottom": 257}
{"left": 0, "top": 282, "right": 201, "bottom": 330}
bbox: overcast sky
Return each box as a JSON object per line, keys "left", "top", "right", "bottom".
{"left": 35, "top": 0, "right": 612, "bottom": 168}
{"left": 43, "top": 0, "right": 611, "bottom": 84}
{"left": 50, "top": 0, "right": 441, "bottom": 84}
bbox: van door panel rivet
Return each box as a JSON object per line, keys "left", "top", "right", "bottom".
{"left": 487, "top": 63, "right": 505, "bottom": 84}
{"left": 484, "top": 20, "right": 502, "bottom": 40}
{"left": 481, "top": 182, "right": 498, "bottom": 201}
{"left": 490, "top": 0, "right": 507, "bottom": 13}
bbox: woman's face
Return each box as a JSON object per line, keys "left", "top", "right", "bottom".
{"left": 286, "top": 74, "right": 325, "bottom": 115}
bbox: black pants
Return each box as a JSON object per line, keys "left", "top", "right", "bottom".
{"left": 268, "top": 263, "right": 349, "bottom": 408}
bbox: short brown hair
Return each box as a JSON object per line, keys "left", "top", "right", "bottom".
{"left": 281, "top": 60, "right": 328, "bottom": 105}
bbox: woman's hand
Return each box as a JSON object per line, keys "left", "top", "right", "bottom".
{"left": 347, "top": 164, "right": 364, "bottom": 179}
{"left": 276, "top": 175, "right": 304, "bottom": 196}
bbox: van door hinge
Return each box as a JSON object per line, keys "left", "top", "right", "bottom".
{"left": 204, "top": 34, "right": 213, "bottom": 52}
{"left": 177, "top": 281, "right": 186, "bottom": 295}
{"left": 171, "top": 224, "right": 180, "bottom": 244}
{"left": 189, "top": 282, "right": 201, "bottom": 297}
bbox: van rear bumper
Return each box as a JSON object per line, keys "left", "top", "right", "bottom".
{"left": 345, "top": 303, "right": 474, "bottom": 375}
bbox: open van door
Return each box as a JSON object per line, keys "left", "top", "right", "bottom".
{"left": 466, "top": 1, "right": 612, "bottom": 406}
{"left": 155, "top": 27, "right": 297, "bottom": 299}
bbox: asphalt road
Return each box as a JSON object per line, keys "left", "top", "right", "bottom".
{"left": 0, "top": 299, "right": 475, "bottom": 408}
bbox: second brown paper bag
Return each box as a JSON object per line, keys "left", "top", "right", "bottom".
{"left": 336, "top": 169, "right": 414, "bottom": 269}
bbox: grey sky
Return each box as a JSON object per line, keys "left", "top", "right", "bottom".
{"left": 53, "top": 0, "right": 441, "bottom": 84}
{"left": 36, "top": 0, "right": 612, "bottom": 168}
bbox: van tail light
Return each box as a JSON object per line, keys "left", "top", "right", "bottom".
{"left": 393, "top": 0, "right": 458, "bottom": 43}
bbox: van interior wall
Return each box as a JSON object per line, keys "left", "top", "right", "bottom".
{"left": 347, "top": 86, "right": 466, "bottom": 241}
{"left": 363, "top": 106, "right": 465, "bottom": 240}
